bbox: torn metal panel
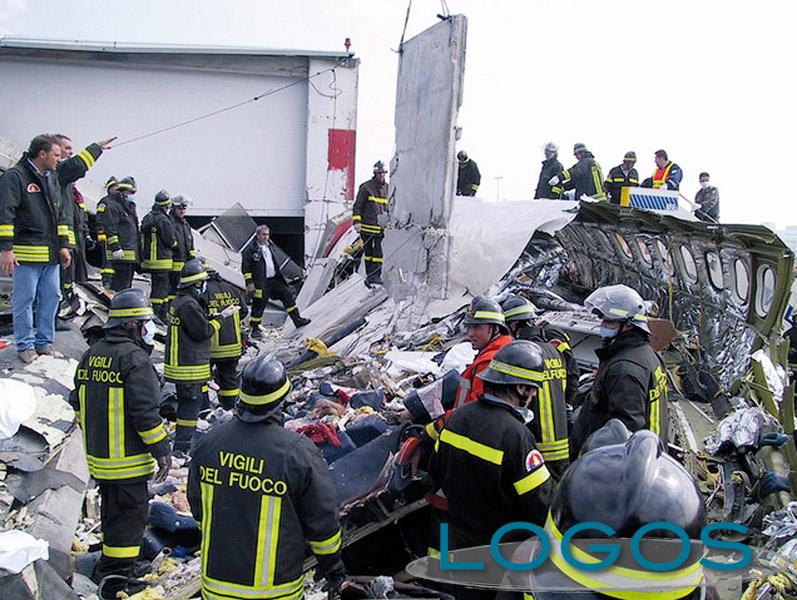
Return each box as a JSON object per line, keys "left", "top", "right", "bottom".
{"left": 382, "top": 15, "right": 467, "bottom": 301}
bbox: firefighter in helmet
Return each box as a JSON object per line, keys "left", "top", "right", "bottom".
{"left": 353, "top": 160, "right": 389, "bottom": 286}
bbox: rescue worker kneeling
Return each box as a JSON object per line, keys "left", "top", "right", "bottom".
{"left": 188, "top": 353, "right": 347, "bottom": 600}
{"left": 433, "top": 341, "right": 554, "bottom": 600}
{"left": 69, "top": 289, "right": 171, "bottom": 599}
{"left": 165, "top": 258, "right": 238, "bottom": 452}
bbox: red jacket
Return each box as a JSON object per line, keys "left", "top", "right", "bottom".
{"left": 457, "top": 335, "right": 514, "bottom": 406}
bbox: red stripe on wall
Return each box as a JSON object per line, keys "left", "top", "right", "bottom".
{"left": 328, "top": 129, "right": 356, "bottom": 201}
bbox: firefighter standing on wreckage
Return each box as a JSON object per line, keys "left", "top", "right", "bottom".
{"left": 98, "top": 176, "right": 140, "bottom": 291}
{"left": 139, "top": 190, "right": 175, "bottom": 322}
{"left": 168, "top": 194, "right": 196, "bottom": 302}
{"left": 95, "top": 176, "right": 119, "bottom": 289}
{"left": 69, "top": 288, "right": 171, "bottom": 599}
{"left": 188, "top": 353, "right": 347, "bottom": 600}
{"left": 353, "top": 160, "right": 389, "bottom": 287}
{"left": 570, "top": 284, "right": 669, "bottom": 456}
{"left": 165, "top": 258, "right": 238, "bottom": 453}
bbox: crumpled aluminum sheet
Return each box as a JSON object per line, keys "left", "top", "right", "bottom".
{"left": 704, "top": 406, "right": 780, "bottom": 455}
{"left": 763, "top": 503, "right": 797, "bottom": 549}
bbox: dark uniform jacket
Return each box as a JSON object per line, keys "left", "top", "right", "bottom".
{"left": 352, "top": 177, "right": 389, "bottom": 236}
{"left": 535, "top": 157, "right": 564, "bottom": 199}
{"left": 241, "top": 239, "right": 289, "bottom": 289}
{"left": 694, "top": 186, "right": 720, "bottom": 221}
{"left": 571, "top": 329, "right": 668, "bottom": 455}
{"left": 140, "top": 205, "right": 176, "bottom": 271}
{"left": 165, "top": 289, "right": 220, "bottom": 383}
{"left": 187, "top": 413, "right": 343, "bottom": 600}
{"left": 56, "top": 144, "right": 102, "bottom": 250}
{"left": 516, "top": 323, "right": 579, "bottom": 406}
{"left": 99, "top": 193, "right": 140, "bottom": 263}
{"left": 456, "top": 159, "right": 481, "bottom": 196}
{"left": 69, "top": 328, "right": 170, "bottom": 481}
{"left": 95, "top": 194, "right": 111, "bottom": 245}
{"left": 604, "top": 164, "right": 640, "bottom": 205}
{"left": 0, "top": 155, "right": 70, "bottom": 264}
{"left": 169, "top": 211, "right": 195, "bottom": 273}
{"left": 433, "top": 394, "right": 554, "bottom": 550}
{"left": 561, "top": 152, "right": 607, "bottom": 201}
{"left": 205, "top": 272, "right": 249, "bottom": 360}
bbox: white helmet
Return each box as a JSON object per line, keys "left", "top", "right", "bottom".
{"left": 544, "top": 141, "right": 559, "bottom": 154}
{"left": 584, "top": 284, "right": 651, "bottom": 334}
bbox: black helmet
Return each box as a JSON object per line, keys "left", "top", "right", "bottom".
{"left": 154, "top": 189, "right": 171, "bottom": 207}
{"left": 463, "top": 296, "right": 508, "bottom": 331}
{"left": 237, "top": 353, "right": 292, "bottom": 422}
{"left": 373, "top": 160, "right": 387, "bottom": 174}
{"left": 584, "top": 284, "right": 651, "bottom": 334}
{"left": 535, "top": 428, "right": 706, "bottom": 598}
{"left": 477, "top": 340, "right": 545, "bottom": 387}
{"left": 457, "top": 150, "right": 468, "bottom": 162}
{"left": 500, "top": 294, "right": 537, "bottom": 323}
{"left": 117, "top": 176, "right": 137, "bottom": 193}
{"left": 171, "top": 194, "right": 190, "bottom": 209}
{"left": 104, "top": 288, "right": 153, "bottom": 329}
{"left": 623, "top": 151, "right": 637, "bottom": 163}
{"left": 573, "top": 142, "right": 588, "bottom": 156}
{"left": 178, "top": 258, "right": 208, "bottom": 289}
{"left": 105, "top": 176, "right": 119, "bottom": 191}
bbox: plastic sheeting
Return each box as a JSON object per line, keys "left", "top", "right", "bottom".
{"left": 0, "top": 380, "right": 37, "bottom": 440}
{"left": 0, "top": 530, "right": 49, "bottom": 574}
{"left": 704, "top": 406, "right": 780, "bottom": 455}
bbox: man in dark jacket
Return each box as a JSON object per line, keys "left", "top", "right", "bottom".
{"left": 99, "top": 177, "right": 140, "bottom": 291}
{"left": 140, "top": 190, "right": 175, "bottom": 321}
{"left": 204, "top": 267, "right": 248, "bottom": 409}
{"left": 188, "top": 353, "right": 347, "bottom": 600}
{"left": 534, "top": 142, "right": 564, "bottom": 199}
{"left": 571, "top": 284, "right": 669, "bottom": 456}
{"left": 168, "top": 194, "right": 195, "bottom": 301}
{"left": 165, "top": 259, "right": 237, "bottom": 453}
{"left": 69, "top": 289, "right": 171, "bottom": 599}
{"left": 353, "top": 160, "right": 389, "bottom": 286}
{"left": 604, "top": 151, "right": 640, "bottom": 204}
{"left": 96, "top": 177, "right": 119, "bottom": 289}
{"left": 642, "top": 149, "right": 683, "bottom": 191}
{"left": 694, "top": 171, "right": 720, "bottom": 222}
{"left": 549, "top": 143, "right": 607, "bottom": 201}
{"left": 456, "top": 150, "right": 481, "bottom": 196}
{"left": 241, "top": 225, "right": 310, "bottom": 338}
{"left": 0, "top": 134, "right": 72, "bottom": 363}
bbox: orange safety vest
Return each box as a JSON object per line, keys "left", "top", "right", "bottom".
{"left": 652, "top": 162, "right": 674, "bottom": 189}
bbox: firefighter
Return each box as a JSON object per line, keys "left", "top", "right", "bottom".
{"left": 68, "top": 288, "right": 171, "bottom": 599}
{"left": 571, "top": 284, "right": 669, "bottom": 456}
{"left": 548, "top": 143, "right": 607, "bottom": 201}
{"left": 140, "top": 190, "right": 175, "bottom": 322}
{"left": 526, "top": 424, "right": 708, "bottom": 600}
{"left": 694, "top": 171, "right": 720, "bottom": 222}
{"left": 204, "top": 262, "right": 249, "bottom": 409}
{"left": 501, "top": 294, "right": 571, "bottom": 479}
{"left": 353, "top": 160, "right": 389, "bottom": 286}
{"left": 456, "top": 296, "right": 514, "bottom": 406}
{"left": 433, "top": 341, "right": 554, "bottom": 576}
{"left": 641, "top": 148, "right": 683, "bottom": 190}
{"left": 187, "top": 353, "right": 347, "bottom": 600}
{"left": 241, "top": 224, "right": 310, "bottom": 338}
{"left": 534, "top": 141, "right": 564, "bottom": 199}
{"left": 100, "top": 176, "right": 140, "bottom": 291}
{"left": 168, "top": 194, "right": 195, "bottom": 302}
{"left": 456, "top": 150, "right": 481, "bottom": 196}
{"left": 604, "top": 151, "right": 640, "bottom": 205}
{"left": 165, "top": 258, "right": 238, "bottom": 453}
{"left": 96, "top": 176, "right": 119, "bottom": 289}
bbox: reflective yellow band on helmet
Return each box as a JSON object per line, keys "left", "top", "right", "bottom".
{"left": 109, "top": 306, "right": 154, "bottom": 318}
{"left": 488, "top": 360, "right": 545, "bottom": 382}
{"left": 472, "top": 310, "right": 505, "bottom": 322}
{"left": 180, "top": 271, "right": 208, "bottom": 284}
{"left": 240, "top": 380, "right": 291, "bottom": 406}
{"left": 504, "top": 305, "right": 535, "bottom": 318}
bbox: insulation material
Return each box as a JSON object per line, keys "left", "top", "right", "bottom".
{"left": 752, "top": 349, "right": 787, "bottom": 404}
{"left": 704, "top": 407, "right": 780, "bottom": 455}
{"left": 0, "top": 530, "right": 49, "bottom": 574}
{"left": 0, "top": 380, "right": 36, "bottom": 440}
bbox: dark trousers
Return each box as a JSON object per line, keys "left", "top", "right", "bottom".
{"left": 250, "top": 278, "right": 302, "bottom": 327}
{"left": 175, "top": 383, "right": 203, "bottom": 452}
{"left": 94, "top": 479, "right": 148, "bottom": 584}
{"left": 111, "top": 262, "right": 134, "bottom": 292}
{"left": 148, "top": 271, "right": 171, "bottom": 320}
{"left": 362, "top": 233, "right": 384, "bottom": 283}
{"left": 168, "top": 270, "right": 181, "bottom": 301}
{"left": 212, "top": 358, "right": 240, "bottom": 409}
{"left": 100, "top": 244, "right": 114, "bottom": 289}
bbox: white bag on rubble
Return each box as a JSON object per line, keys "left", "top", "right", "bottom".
{"left": 0, "top": 379, "right": 37, "bottom": 439}
{"left": 0, "top": 530, "right": 49, "bottom": 574}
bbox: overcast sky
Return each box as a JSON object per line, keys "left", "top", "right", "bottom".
{"left": 1, "top": 0, "right": 794, "bottom": 227}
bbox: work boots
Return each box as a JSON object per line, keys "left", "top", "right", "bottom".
{"left": 250, "top": 325, "right": 263, "bottom": 339}
{"left": 290, "top": 312, "right": 311, "bottom": 328}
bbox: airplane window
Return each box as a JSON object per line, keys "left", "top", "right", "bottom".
{"left": 595, "top": 231, "right": 613, "bottom": 254}
{"left": 657, "top": 240, "right": 675, "bottom": 276}
{"left": 680, "top": 245, "right": 698, "bottom": 282}
{"left": 706, "top": 252, "right": 724, "bottom": 290}
{"left": 615, "top": 233, "right": 633, "bottom": 259}
{"left": 636, "top": 238, "right": 653, "bottom": 265}
{"left": 733, "top": 259, "right": 750, "bottom": 303}
{"left": 755, "top": 265, "right": 776, "bottom": 317}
